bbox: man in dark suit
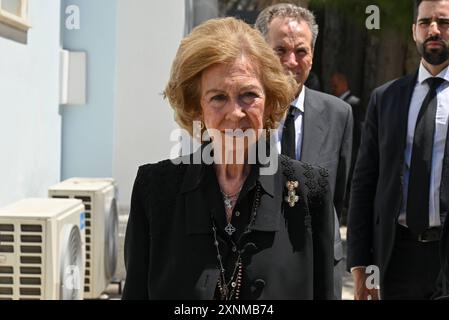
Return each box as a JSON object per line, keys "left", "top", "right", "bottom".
{"left": 331, "top": 72, "right": 363, "bottom": 225}
{"left": 330, "top": 72, "right": 363, "bottom": 159}
{"left": 348, "top": 0, "right": 449, "bottom": 299}
{"left": 255, "top": 4, "right": 353, "bottom": 300}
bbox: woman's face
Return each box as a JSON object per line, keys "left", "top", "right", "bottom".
{"left": 200, "top": 58, "right": 266, "bottom": 159}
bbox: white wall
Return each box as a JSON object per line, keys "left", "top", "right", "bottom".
{"left": 0, "top": 1, "right": 61, "bottom": 206}
{"left": 114, "top": 0, "right": 185, "bottom": 208}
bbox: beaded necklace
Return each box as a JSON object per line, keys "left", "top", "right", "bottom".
{"left": 211, "top": 182, "right": 261, "bottom": 300}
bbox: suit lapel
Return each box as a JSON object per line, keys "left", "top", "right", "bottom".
{"left": 301, "top": 87, "right": 328, "bottom": 163}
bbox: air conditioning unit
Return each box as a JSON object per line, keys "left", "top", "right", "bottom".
{"left": 48, "top": 178, "right": 118, "bottom": 299}
{"left": 0, "top": 198, "right": 85, "bottom": 300}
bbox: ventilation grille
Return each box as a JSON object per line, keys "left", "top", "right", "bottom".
{"left": 74, "top": 196, "right": 92, "bottom": 294}
{"left": 51, "top": 194, "right": 92, "bottom": 294}
{"left": 0, "top": 223, "right": 43, "bottom": 300}
{"left": 0, "top": 223, "right": 14, "bottom": 300}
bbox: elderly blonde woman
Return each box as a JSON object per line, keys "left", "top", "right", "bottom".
{"left": 122, "top": 17, "right": 334, "bottom": 300}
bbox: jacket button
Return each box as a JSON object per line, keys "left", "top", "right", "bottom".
{"left": 254, "top": 279, "right": 266, "bottom": 289}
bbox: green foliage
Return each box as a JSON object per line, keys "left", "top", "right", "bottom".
{"left": 310, "top": 0, "right": 415, "bottom": 38}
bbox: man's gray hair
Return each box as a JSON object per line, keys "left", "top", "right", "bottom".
{"left": 255, "top": 3, "right": 319, "bottom": 49}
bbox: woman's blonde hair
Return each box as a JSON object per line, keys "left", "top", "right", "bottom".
{"left": 164, "top": 17, "right": 297, "bottom": 136}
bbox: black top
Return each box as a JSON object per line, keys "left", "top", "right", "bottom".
{"left": 205, "top": 161, "right": 257, "bottom": 244}
{"left": 122, "top": 151, "right": 334, "bottom": 300}
{"left": 203, "top": 162, "right": 259, "bottom": 299}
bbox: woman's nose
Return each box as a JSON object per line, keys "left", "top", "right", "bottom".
{"left": 226, "top": 100, "right": 246, "bottom": 122}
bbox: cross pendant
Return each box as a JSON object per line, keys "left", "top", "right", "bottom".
{"left": 225, "top": 223, "right": 236, "bottom": 236}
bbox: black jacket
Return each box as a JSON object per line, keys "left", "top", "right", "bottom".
{"left": 122, "top": 153, "right": 334, "bottom": 300}
{"left": 347, "top": 75, "right": 418, "bottom": 286}
{"left": 348, "top": 73, "right": 449, "bottom": 296}
{"left": 346, "top": 73, "right": 449, "bottom": 293}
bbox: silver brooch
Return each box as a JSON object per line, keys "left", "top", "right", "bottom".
{"left": 285, "top": 181, "right": 299, "bottom": 207}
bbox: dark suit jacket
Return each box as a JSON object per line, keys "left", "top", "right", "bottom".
{"left": 347, "top": 73, "right": 420, "bottom": 291}
{"left": 122, "top": 153, "right": 334, "bottom": 300}
{"left": 301, "top": 88, "right": 353, "bottom": 263}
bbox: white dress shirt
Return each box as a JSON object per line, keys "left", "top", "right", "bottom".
{"left": 399, "top": 63, "right": 449, "bottom": 228}
{"left": 276, "top": 87, "right": 305, "bottom": 160}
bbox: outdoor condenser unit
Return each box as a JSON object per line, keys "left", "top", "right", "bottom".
{"left": 48, "top": 178, "right": 118, "bottom": 299}
{"left": 0, "top": 198, "right": 85, "bottom": 300}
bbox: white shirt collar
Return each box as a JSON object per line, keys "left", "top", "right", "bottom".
{"left": 418, "top": 62, "right": 449, "bottom": 84}
{"left": 290, "top": 86, "right": 305, "bottom": 113}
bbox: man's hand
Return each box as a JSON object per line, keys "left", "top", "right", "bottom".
{"left": 352, "top": 267, "right": 380, "bottom": 300}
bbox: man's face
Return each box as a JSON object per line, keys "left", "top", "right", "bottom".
{"left": 413, "top": 0, "right": 449, "bottom": 66}
{"left": 266, "top": 16, "right": 313, "bottom": 86}
{"left": 330, "top": 75, "right": 347, "bottom": 97}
